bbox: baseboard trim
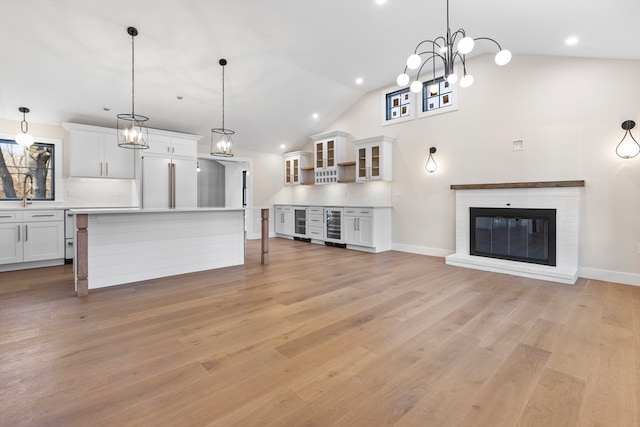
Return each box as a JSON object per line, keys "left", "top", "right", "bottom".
{"left": 578, "top": 267, "right": 640, "bottom": 287}
{"left": 391, "top": 243, "right": 454, "bottom": 258}
{"left": 391, "top": 243, "right": 639, "bottom": 287}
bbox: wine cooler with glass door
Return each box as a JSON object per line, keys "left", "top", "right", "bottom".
{"left": 292, "top": 207, "right": 309, "bottom": 241}
{"left": 323, "top": 207, "right": 345, "bottom": 246}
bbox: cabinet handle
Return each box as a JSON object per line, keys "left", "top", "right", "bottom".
{"left": 0, "top": 215, "right": 12, "bottom": 218}
{"left": 100, "top": 162, "right": 103, "bottom": 176}
{"left": 25, "top": 224, "right": 28, "bottom": 242}
{"left": 168, "top": 163, "right": 173, "bottom": 208}
{"left": 172, "top": 163, "right": 177, "bottom": 208}
{"left": 17, "top": 225, "right": 20, "bottom": 242}
{"left": 31, "top": 214, "right": 56, "bottom": 217}
{"left": 106, "top": 162, "right": 109, "bottom": 176}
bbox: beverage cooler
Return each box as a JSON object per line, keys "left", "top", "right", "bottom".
{"left": 324, "top": 207, "right": 344, "bottom": 244}
{"left": 292, "top": 207, "right": 308, "bottom": 238}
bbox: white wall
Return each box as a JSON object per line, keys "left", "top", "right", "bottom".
{"left": 319, "top": 54, "right": 639, "bottom": 284}
{"left": 2, "top": 55, "right": 638, "bottom": 284}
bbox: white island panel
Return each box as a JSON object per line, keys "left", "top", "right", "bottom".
{"left": 72, "top": 209, "right": 244, "bottom": 292}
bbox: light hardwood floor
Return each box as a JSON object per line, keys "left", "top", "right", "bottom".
{"left": 1, "top": 239, "right": 638, "bottom": 426}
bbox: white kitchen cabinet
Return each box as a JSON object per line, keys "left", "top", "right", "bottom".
{"left": 0, "top": 222, "right": 22, "bottom": 264}
{"left": 274, "top": 205, "right": 391, "bottom": 253}
{"left": 0, "top": 210, "right": 64, "bottom": 268}
{"left": 311, "top": 131, "right": 352, "bottom": 184}
{"left": 64, "top": 123, "right": 135, "bottom": 179}
{"left": 142, "top": 155, "right": 197, "bottom": 209}
{"left": 307, "top": 206, "right": 324, "bottom": 241}
{"left": 344, "top": 208, "right": 373, "bottom": 247}
{"left": 141, "top": 130, "right": 201, "bottom": 209}
{"left": 275, "top": 205, "right": 293, "bottom": 236}
{"left": 283, "top": 151, "right": 313, "bottom": 185}
{"left": 354, "top": 135, "right": 394, "bottom": 182}
{"left": 145, "top": 135, "right": 197, "bottom": 158}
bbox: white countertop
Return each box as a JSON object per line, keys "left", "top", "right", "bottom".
{"left": 274, "top": 204, "right": 393, "bottom": 208}
{"left": 68, "top": 207, "right": 245, "bottom": 214}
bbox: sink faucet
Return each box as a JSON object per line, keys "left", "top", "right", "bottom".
{"left": 22, "top": 174, "right": 33, "bottom": 207}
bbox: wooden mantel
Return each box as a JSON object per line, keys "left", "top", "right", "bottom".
{"left": 450, "top": 180, "right": 585, "bottom": 190}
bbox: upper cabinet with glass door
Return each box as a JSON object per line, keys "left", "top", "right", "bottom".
{"left": 354, "top": 135, "right": 394, "bottom": 182}
{"left": 283, "top": 151, "right": 313, "bottom": 185}
{"left": 311, "top": 131, "right": 353, "bottom": 184}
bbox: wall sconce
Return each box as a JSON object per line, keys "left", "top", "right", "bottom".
{"left": 15, "top": 107, "right": 35, "bottom": 148}
{"left": 616, "top": 120, "right": 639, "bottom": 159}
{"left": 425, "top": 147, "right": 437, "bottom": 173}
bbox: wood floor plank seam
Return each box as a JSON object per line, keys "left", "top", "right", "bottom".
{"left": 0, "top": 238, "right": 638, "bottom": 426}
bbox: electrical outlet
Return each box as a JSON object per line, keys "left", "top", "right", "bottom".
{"left": 512, "top": 139, "right": 525, "bottom": 151}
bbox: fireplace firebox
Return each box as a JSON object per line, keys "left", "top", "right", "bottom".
{"left": 470, "top": 208, "right": 556, "bottom": 266}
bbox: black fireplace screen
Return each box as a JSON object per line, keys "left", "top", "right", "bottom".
{"left": 470, "top": 208, "right": 556, "bottom": 266}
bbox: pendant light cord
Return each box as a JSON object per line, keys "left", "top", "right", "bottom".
{"left": 131, "top": 32, "right": 135, "bottom": 115}
{"left": 221, "top": 63, "right": 225, "bottom": 129}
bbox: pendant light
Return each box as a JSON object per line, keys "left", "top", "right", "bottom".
{"left": 15, "top": 107, "right": 35, "bottom": 148}
{"left": 211, "top": 58, "right": 234, "bottom": 157}
{"left": 615, "top": 120, "right": 639, "bottom": 159}
{"left": 397, "top": 0, "right": 511, "bottom": 92}
{"left": 117, "top": 26, "right": 149, "bottom": 149}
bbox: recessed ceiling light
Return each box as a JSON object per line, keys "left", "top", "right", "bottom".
{"left": 103, "top": 107, "right": 111, "bottom": 111}
{"left": 312, "top": 113, "right": 319, "bottom": 119}
{"left": 355, "top": 77, "right": 363, "bottom": 85}
{"left": 565, "top": 36, "right": 579, "bottom": 46}
{"left": 177, "top": 95, "right": 184, "bottom": 100}
{"left": 375, "top": 0, "right": 387, "bottom": 5}
{"left": 280, "top": 144, "right": 286, "bottom": 149}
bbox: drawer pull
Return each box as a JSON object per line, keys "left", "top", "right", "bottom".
{"left": 31, "top": 214, "right": 56, "bottom": 217}
{"left": 0, "top": 215, "right": 12, "bottom": 218}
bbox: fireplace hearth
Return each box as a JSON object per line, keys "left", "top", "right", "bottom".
{"left": 470, "top": 207, "right": 556, "bottom": 266}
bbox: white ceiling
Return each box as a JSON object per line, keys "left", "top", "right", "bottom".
{"left": 1, "top": 0, "right": 639, "bottom": 154}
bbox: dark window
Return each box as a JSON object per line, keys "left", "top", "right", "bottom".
{"left": 0, "top": 139, "right": 55, "bottom": 200}
{"left": 385, "top": 87, "right": 411, "bottom": 121}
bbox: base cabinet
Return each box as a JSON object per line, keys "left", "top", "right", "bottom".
{"left": 0, "top": 210, "right": 64, "bottom": 268}
{"left": 307, "top": 207, "right": 324, "bottom": 240}
{"left": 275, "top": 205, "right": 293, "bottom": 236}
{"left": 344, "top": 208, "right": 373, "bottom": 247}
{"left": 274, "top": 205, "right": 390, "bottom": 252}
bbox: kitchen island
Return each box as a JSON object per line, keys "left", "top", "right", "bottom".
{"left": 69, "top": 208, "right": 245, "bottom": 296}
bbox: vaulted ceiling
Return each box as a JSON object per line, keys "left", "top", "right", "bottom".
{"left": 1, "top": 0, "right": 638, "bottom": 154}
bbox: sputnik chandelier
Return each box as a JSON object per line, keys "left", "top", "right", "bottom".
{"left": 397, "top": 0, "right": 512, "bottom": 92}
